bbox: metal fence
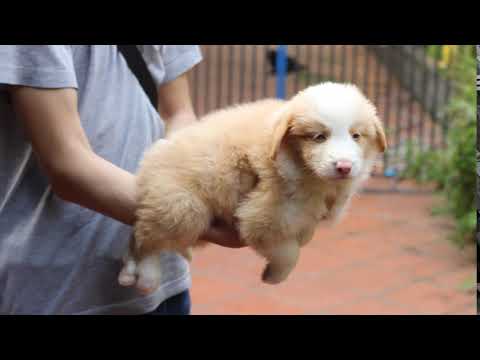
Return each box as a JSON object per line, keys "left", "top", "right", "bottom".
{"left": 189, "top": 45, "right": 468, "bottom": 176}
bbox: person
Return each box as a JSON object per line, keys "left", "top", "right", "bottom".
{"left": 0, "top": 45, "right": 243, "bottom": 315}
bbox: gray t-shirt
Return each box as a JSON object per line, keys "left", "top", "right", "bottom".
{"left": 0, "top": 45, "right": 202, "bottom": 314}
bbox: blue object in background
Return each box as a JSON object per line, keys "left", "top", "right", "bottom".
{"left": 276, "top": 45, "right": 288, "bottom": 99}
{"left": 384, "top": 167, "right": 398, "bottom": 178}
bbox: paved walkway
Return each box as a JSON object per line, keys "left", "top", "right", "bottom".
{"left": 189, "top": 177, "right": 476, "bottom": 315}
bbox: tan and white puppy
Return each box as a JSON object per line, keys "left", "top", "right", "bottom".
{"left": 118, "top": 82, "right": 387, "bottom": 294}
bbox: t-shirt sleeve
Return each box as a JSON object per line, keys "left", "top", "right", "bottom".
{"left": 0, "top": 45, "right": 78, "bottom": 89}
{"left": 137, "top": 45, "right": 202, "bottom": 87}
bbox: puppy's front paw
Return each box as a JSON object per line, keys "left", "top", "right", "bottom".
{"left": 261, "top": 264, "right": 289, "bottom": 285}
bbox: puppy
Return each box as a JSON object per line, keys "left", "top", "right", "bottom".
{"left": 118, "top": 82, "right": 387, "bottom": 294}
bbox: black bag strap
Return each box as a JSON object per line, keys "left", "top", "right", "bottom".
{"left": 117, "top": 45, "right": 158, "bottom": 108}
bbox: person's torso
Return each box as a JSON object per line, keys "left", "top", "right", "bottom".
{"left": 0, "top": 45, "right": 189, "bottom": 314}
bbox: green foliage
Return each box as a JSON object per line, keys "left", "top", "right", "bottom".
{"left": 458, "top": 275, "right": 476, "bottom": 292}
{"left": 402, "top": 45, "right": 476, "bottom": 247}
{"left": 401, "top": 142, "right": 446, "bottom": 188}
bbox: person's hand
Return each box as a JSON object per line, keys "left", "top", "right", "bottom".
{"left": 199, "top": 218, "right": 246, "bottom": 249}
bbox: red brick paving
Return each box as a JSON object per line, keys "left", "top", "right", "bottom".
{"left": 189, "top": 177, "right": 476, "bottom": 315}
{"left": 187, "top": 46, "right": 474, "bottom": 314}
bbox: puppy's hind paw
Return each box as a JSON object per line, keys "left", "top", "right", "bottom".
{"left": 136, "top": 255, "right": 163, "bottom": 296}
{"left": 118, "top": 258, "right": 137, "bottom": 287}
{"left": 261, "top": 264, "right": 290, "bottom": 285}
{"left": 136, "top": 278, "right": 161, "bottom": 296}
{"left": 118, "top": 272, "right": 137, "bottom": 287}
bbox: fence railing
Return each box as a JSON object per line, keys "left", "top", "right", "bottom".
{"left": 189, "top": 45, "right": 463, "bottom": 176}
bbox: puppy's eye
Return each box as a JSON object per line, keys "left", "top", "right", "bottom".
{"left": 313, "top": 133, "right": 328, "bottom": 143}
{"left": 352, "top": 133, "right": 361, "bottom": 141}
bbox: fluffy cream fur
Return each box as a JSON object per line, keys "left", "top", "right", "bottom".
{"left": 118, "top": 82, "right": 387, "bottom": 293}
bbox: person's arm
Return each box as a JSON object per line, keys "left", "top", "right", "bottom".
{"left": 157, "top": 71, "right": 198, "bottom": 135}
{"left": 10, "top": 86, "right": 138, "bottom": 226}
{"left": 11, "top": 84, "right": 244, "bottom": 248}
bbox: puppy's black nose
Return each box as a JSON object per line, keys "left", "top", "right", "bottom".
{"left": 335, "top": 160, "right": 352, "bottom": 175}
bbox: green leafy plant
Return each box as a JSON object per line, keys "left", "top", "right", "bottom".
{"left": 402, "top": 45, "right": 476, "bottom": 247}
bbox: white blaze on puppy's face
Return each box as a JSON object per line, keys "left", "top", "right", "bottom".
{"left": 280, "top": 82, "right": 387, "bottom": 181}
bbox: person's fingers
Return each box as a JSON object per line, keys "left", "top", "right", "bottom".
{"left": 204, "top": 223, "right": 245, "bottom": 248}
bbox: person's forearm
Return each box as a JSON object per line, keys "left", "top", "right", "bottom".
{"left": 9, "top": 86, "right": 138, "bottom": 226}
{"left": 50, "top": 144, "right": 137, "bottom": 226}
{"left": 163, "top": 111, "right": 198, "bottom": 135}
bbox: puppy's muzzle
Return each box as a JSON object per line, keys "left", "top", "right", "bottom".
{"left": 335, "top": 160, "right": 353, "bottom": 176}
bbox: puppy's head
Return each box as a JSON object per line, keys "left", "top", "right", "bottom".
{"left": 270, "top": 82, "right": 387, "bottom": 182}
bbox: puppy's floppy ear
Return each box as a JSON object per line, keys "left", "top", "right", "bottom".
{"left": 269, "top": 106, "right": 294, "bottom": 160}
{"left": 373, "top": 115, "right": 387, "bottom": 153}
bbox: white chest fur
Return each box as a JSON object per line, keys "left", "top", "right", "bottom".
{"left": 278, "top": 185, "right": 342, "bottom": 245}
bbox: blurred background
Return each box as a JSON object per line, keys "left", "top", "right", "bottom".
{"left": 186, "top": 45, "right": 477, "bottom": 315}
